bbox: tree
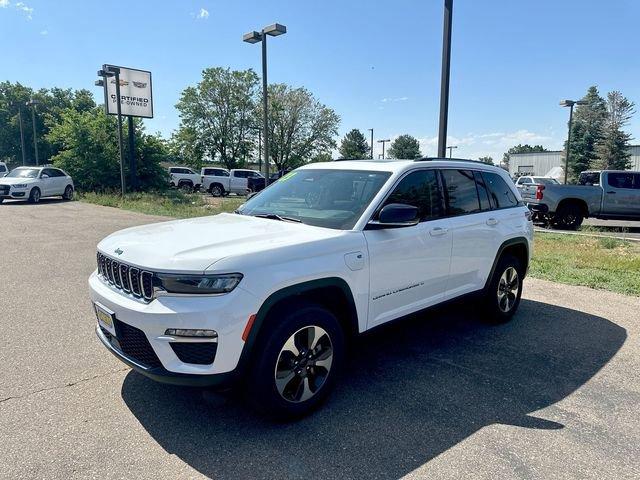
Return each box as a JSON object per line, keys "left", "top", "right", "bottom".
{"left": 338, "top": 129, "right": 369, "bottom": 159}
{"left": 175, "top": 67, "right": 259, "bottom": 169}
{"left": 0, "top": 82, "right": 96, "bottom": 167}
{"left": 263, "top": 83, "right": 340, "bottom": 171}
{"left": 478, "top": 156, "right": 494, "bottom": 165}
{"left": 595, "top": 91, "right": 635, "bottom": 170}
{"left": 502, "top": 144, "right": 548, "bottom": 168}
{"left": 566, "top": 86, "right": 607, "bottom": 178}
{"left": 47, "top": 107, "right": 167, "bottom": 191}
{"left": 387, "top": 134, "right": 422, "bottom": 159}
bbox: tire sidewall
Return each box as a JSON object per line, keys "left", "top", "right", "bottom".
{"left": 63, "top": 185, "right": 73, "bottom": 200}
{"left": 484, "top": 254, "right": 523, "bottom": 323}
{"left": 29, "top": 187, "right": 41, "bottom": 203}
{"left": 247, "top": 304, "right": 345, "bottom": 419}
{"left": 210, "top": 184, "right": 223, "bottom": 197}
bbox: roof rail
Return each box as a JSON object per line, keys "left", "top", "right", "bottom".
{"left": 415, "top": 157, "right": 497, "bottom": 166}
{"left": 333, "top": 158, "right": 375, "bottom": 162}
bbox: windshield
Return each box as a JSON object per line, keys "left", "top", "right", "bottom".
{"left": 238, "top": 169, "right": 392, "bottom": 230}
{"left": 533, "top": 177, "right": 559, "bottom": 185}
{"left": 7, "top": 168, "right": 40, "bottom": 178}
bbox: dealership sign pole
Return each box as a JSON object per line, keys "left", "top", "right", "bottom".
{"left": 96, "top": 65, "right": 153, "bottom": 195}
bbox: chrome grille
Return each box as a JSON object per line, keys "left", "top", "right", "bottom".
{"left": 97, "top": 252, "right": 153, "bottom": 301}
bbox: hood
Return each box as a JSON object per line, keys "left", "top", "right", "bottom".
{"left": 97, "top": 212, "right": 344, "bottom": 273}
{"left": 0, "top": 177, "right": 37, "bottom": 185}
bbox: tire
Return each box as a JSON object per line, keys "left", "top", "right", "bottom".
{"left": 0, "top": 198, "right": 4, "bottom": 204}
{"left": 28, "top": 187, "right": 41, "bottom": 204}
{"left": 210, "top": 184, "right": 224, "bottom": 197}
{"left": 178, "top": 181, "right": 193, "bottom": 193}
{"left": 551, "top": 204, "right": 584, "bottom": 230}
{"left": 246, "top": 302, "right": 345, "bottom": 419}
{"left": 483, "top": 254, "right": 523, "bottom": 323}
{"left": 62, "top": 185, "right": 74, "bottom": 201}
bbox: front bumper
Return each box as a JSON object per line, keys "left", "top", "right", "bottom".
{"left": 89, "top": 271, "right": 260, "bottom": 385}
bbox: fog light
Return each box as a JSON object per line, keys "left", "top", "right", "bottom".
{"left": 165, "top": 328, "right": 218, "bottom": 338}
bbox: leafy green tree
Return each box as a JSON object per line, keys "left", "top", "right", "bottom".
{"left": 175, "top": 67, "right": 259, "bottom": 169}
{"left": 263, "top": 83, "right": 340, "bottom": 170}
{"left": 595, "top": 91, "right": 635, "bottom": 170}
{"left": 0, "top": 82, "right": 96, "bottom": 167}
{"left": 566, "top": 86, "right": 607, "bottom": 178}
{"left": 169, "top": 126, "right": 206, "bottom": 168}
{"left": 387, "top": 134, "right": 422, "bottom": 159}
{"left": 502, "top": 144, "right": 548, "bottom": 168}
{"left": 478, "top": 156, "right": 494, "bottom": 165}
{"left": 309, "top": 152, "right": 333, "bottom": 163}
{"left": 47, "top": 107, "right": 166, "bottom": 191}
{"left": 338, "top": 129, "right": 369, "bottom": 159}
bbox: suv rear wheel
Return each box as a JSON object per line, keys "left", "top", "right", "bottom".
{"left": 483, "top": 254, "right": 523, "bottom": 323}
{"left": 246, "top": 303, "right": 345, "bottom": 419}
{"left": 209, "top": 184, "right": 224, "bottom": 197}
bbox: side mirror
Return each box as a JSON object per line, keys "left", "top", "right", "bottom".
{"left": 41, "top": 174, "right": 49, "bottom": 179}
{"left": 367, "top": 203, "right": 419, "bottom": 229}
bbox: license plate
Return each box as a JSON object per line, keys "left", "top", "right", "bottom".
{"left": 95, "top": 303, "right": 116, "bottom": 335}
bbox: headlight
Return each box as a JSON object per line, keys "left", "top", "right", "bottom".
{"left": 155, "top": 273, "right": 243, "bottom": 294}
{"left": 12, "top": 184, "right": 28, "bottom": 188}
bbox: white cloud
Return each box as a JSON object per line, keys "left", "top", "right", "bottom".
{"left": 197, "top": 8, "right": 209, "bottom": 19}
{"left": 381, "top": 96, "right": 409, "bottom": 103}
{"left": 40, "top": 29, "right": 47, "bottom": 35}
{"left": 0, "top": 0, "right": 10, "bottom": 8}
{"left": 15, "top": 1, "right": 33, "bottom": 19}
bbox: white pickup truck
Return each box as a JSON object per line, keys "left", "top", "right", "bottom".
{"left": 168, "top": 167, "right": 202, "bottom": 191}
{"left": 201, "top": 167, "right": 264, "bottom": 196}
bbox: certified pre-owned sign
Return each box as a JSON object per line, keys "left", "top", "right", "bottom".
{"left": 104, "top": 66, "right": 153, "bottom": 119}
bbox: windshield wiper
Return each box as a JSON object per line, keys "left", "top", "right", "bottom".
{"left": 253, "top": 213, "right": 302, "bottom": 223}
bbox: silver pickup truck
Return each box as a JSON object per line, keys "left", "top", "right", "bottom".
{"left": 523, "top": 170, "right": 640, "bottom": 229}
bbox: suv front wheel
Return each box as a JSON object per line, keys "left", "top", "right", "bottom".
{"left": 483, "top": 254, "right": 523, "bottom": 323}
{"left": 246, "top": 303, "right": 345, "bottom": 419}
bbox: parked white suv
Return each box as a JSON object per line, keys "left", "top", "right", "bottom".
{"left": 90, "top": 159, "right": 533, "bottom": 417}
{"left": 0, "top": 166, "right": 74, "bottom": 204}
{"left": 168, "top": 166, "right": 201, "bottom": 191}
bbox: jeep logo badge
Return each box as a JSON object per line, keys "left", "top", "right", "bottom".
{"left": 114, "top": 248, "right": 124, "bottom": 256}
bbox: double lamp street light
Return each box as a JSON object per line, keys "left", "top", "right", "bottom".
{"left": 243, "top": 23, "right": 287, "bottom": 185}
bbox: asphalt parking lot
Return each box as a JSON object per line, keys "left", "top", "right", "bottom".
{"left": 1, "top": 200, "right": 639, "bottom": 479}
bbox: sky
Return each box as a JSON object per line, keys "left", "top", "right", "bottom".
{"left": 1, "top": 0, "right": 639, "bottom": 161}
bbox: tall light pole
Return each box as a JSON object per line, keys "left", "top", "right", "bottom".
{"left": 447, "top": 145, "right": 458, "bottom": 158}
{"left": 97, "top": 65, "right": 126, "bottom": 196}
{"left": 243, "top": 23, "right": 287, "bottom": 186}
{"left": 560, "top": 99, "right": 587, "bottom": 184}
{"left": 368, "top": 128, "right": 374, "bottom": 159}
{"left": 11, "top": 102, "right": 27, "bottom": 166}
{"left": 378, "top": 139, "right": 390, "bottom": 159}
{"left": 26, "top": 98, "right": 40, "bottom": 166}
{"left": 437, "top": 0, "right": 454, "bottom": 158}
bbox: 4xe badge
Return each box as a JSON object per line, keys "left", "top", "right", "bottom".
{"left": 114, "top": 248, "right": 124, "bottom": 256}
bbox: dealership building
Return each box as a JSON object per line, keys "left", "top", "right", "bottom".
{"left": 509, "top": 145, "right": 640, "bottom": 180}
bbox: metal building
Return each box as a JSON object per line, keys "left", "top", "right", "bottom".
{"left": 509, "top": 145, "right": 640, "bottom": 179}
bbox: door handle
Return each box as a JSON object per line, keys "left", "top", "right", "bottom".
{"left": 429, "top": 227, "right": 448, "bottom": 237}
{"left": 486, "top": 218, "right": 499, "bottom": 226}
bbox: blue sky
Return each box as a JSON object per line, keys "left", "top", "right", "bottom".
{"left": 1, "top": 0, "right": 639, "bottom": 160}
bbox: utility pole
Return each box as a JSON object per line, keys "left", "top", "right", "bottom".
{"left": 377, "top": 139, "right": 391, "bottom": 159}
{"left": 437, "top": 0, "right": 453, "bottom": 158}
{"left": 368, "top": 128, "right": 374, "bottom": 159}
{"left": 16, "top": 106, "right": 27, "bottom": 166}
{"left": 26, "top": 99, "right": 40, "bottom": 165}
{"left": 128, "top": 116, "right": 136, "bottom": 190}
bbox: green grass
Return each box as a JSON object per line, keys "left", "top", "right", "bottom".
{"left": 530, "top": 232, "right": 640, "bottom": 296}
{"left": 78, "top": 190, "right": 245, "bottom": 218}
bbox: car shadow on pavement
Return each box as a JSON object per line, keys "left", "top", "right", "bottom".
{"left": 1, "top": 198, "right": 67, "bottom": 206}
{"left": 121, "top": 299, "right": 626, "bottom": 480}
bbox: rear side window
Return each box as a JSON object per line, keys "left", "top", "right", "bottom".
{"left": 635, "top": 174, "right": 640, "bottom": 190}
{"left": 483, "top": 171, "right": 519, "bottom": 209}
{"left": 0, "top": 165, "right": 6, "bottom": 173}
{"left": 234, "top": 171, "right": 248, "bottom": 178}
{"left": 384, "top": 169, "right": 443, "bottom": 221}
{"left": 474, "top": 171, "right": 492, "bottom": 211}
{"left": 441, "top": 169, "right": 481, "bottom": 216}
{"left": 607, "top": 172, "right": 635, "bottom": 189}
{"left": 217, "top": 169, "right": 229, "bottom": 177}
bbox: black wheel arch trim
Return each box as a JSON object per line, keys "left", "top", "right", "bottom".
{"left": 236, "top": 277, "right": 359, "bottom": 378}
{"left": 483, "top": 236, "right": 530, "bottom": 291}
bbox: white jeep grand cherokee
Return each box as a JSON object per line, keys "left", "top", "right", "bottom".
{"left": 90, "top": 159, "right": 533, "bottom": 417}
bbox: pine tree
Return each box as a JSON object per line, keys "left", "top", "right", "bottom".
{"left": 338, "top": 129, "right": 369, "bottom": 159}
{"left": 595, "top": 91, "right": 635, "bottom": 170}
{"left": 387, "top": 134, "right": 422, "bottom": 159}
{"left": 565, "top": 86, "right": 607, "bottom": 178}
